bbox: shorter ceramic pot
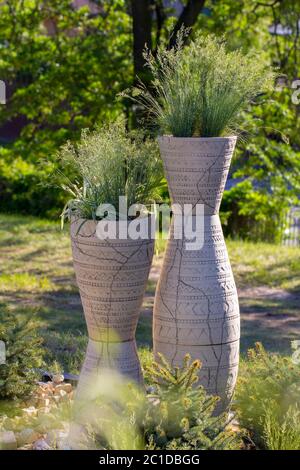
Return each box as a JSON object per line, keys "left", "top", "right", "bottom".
{"left": 70, "top": 217, "right": 154, "bottom": 398}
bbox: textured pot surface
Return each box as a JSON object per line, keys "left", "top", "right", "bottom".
{"left": 75, "top": 339, "right": 142, "bottom": 400}
{"left": 71, "top": 217, "right": 154, "bottom": 387}
{"left": 153, "top": 136, "right": 240, "bottom": 409}
{"left": 158, "top": 136, "right": 236, "bottom": 214}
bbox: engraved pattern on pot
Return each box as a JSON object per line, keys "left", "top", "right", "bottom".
{"left": 153, "top": 136, "right": 240, "bottom": 409}
{"left": 71, "top": 218, "right": 154, "bottom": 390}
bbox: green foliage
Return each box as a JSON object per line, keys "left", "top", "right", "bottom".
{"left": 81, "top": 354, "right": 240, "bottom": 450}
{"left": 129, "top": 32, "right": 273, "bottom": 137}
{"left": 56, "top": 118, "right": 163, "bottom": 221}
{"left": 43, "top": 331, "right": 87, "bottom": 375}
{"left": 197, "top": 0, "right": 300, "bottom": 79}
{"left": 0, "top": 0, "right": 297, "bottom": 244}
{"left": 196, "top": 1, "right": 300, "bottom": 242}
{"left": 0, "top": 0, "right": 131, "bottom": 215}
{"left": 221, "top": 86, "right": 300, "bottom": 242}
{"left": 0, "top": 153, "right": 65, "bottom": 217}
{"left": 221, "top": 180, "right": 288, "bottom": 243}
{"left": 263, "top": 403, "right": 300, "bottom": 450}
{"left": 0, "top": 305, "right": 44, "bottom": 400}
{"left": 143, "top": 354, "right": 240, "bottom": 450}
{"left": 236, "top": 343, "right": 300, "bottom": 449}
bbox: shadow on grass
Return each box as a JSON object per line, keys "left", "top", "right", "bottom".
{"left": 241, "top": 317, "right": 298, "bottom": 354}
{"left": 240, "top": 292, "right": 300, "bottom": 354}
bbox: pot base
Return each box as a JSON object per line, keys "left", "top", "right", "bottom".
{"left": 75, "top": 338, "right": 143, "bottom": 401}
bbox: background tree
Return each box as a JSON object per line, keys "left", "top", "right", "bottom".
{"left": 130, "top": 0, "right": 206, "bottom": 79}
{"left": 0, "top": 0, "right": 207, "bottom": 216}
{"left": 195, "top": 0, "right": 300, "bottom": 241}
{"left": 0, "top": 0, "right": 131, "bottom": 215}
{"left": 0, "top": 0, "right": 299, "bottom": 243}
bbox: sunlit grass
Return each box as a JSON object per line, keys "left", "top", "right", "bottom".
{"left": 0, "top": 273, "right": 54, "bottom": 292}
{"left": 1, "top": 213, "right": 300, "bottom": 370}
{"left": 227, "top": 239, "right": 300, "bottom": 290}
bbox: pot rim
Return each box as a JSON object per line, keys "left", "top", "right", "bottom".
{"left": 70, "top": 213, "right": 155, "bottom": 224}
{"left": 70, "top": 214, "right": 156, "bottom": 239}
{"left": 158, "top": 135, "right": 237, "bottom": 142}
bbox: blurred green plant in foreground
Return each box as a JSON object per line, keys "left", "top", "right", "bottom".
{"left": 70, "top": 354, "right": 241, "bottom": 450}
{"left": 0, "top": 305, "right": 44, "bottom": 400}
{"left": 236, "top": 342, "right": 300, "bottom": 450}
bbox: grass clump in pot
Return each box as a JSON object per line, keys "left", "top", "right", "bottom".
{"left": 56, "top": 119, "right": 163, "bottom": 222}
{"left": 128, "top": 32, "right": 274, "bottom": 138}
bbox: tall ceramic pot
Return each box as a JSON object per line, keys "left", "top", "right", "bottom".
{"left": 153, "top": 136, "right": 240, "bottom": 409}
{"left": 70, "top": 217, "right": 154, "bottom": 399}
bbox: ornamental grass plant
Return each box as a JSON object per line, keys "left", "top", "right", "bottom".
{"left": 128, "top": 31, "right": 274, "bottom": 137}
{"left": 56, "top": 119, "right": 162, "bottom": 222}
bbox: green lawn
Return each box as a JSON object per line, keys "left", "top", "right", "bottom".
{"left": 1, "top": 213, "right": 300, "bottom": 374}
{"left": 227, "top": 239, "right": 300, "bottom": 291}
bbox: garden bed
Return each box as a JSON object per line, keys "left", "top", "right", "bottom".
{"left": 1, "top": 214, "right": 300, "bottom": 450}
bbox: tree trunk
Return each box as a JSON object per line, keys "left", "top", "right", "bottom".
{"left": 131, "top": 0, "right": 152, "bottom": 79}
{"left": 169, "top": 0, "right": 206, "bottom": 48}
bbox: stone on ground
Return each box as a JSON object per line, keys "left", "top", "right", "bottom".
{"left": 52, "top": 374, "right": 64, "bottom": 384}
{"left": 33, "top": 438, "right": 51, "bottom": 450}
{"left": 0, "top": 431, "right": 17, "bottom": 450}
{"left": 16, "top": 428, "right": 40, "bottom": 447}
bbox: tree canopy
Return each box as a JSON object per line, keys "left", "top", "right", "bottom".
{"left": 0, "top": 0, "right": 299, "bottom": 241}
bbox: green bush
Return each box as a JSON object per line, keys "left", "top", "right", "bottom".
{"left": 0, "top": 0, "right": 131, "bottom": 216}
{"left": 0, "top": 153, "right": 65, "bottom": 217}
{"left": 142, "top": 354, "right": 240, "bottom": 450}
{"left": 76, "top": 354, "right": 241, "bottom": 450}
{"left": 220, "top": 86, "right": 300, "bottom": 242}
{"left": 236, "top": 343, "right": 300, "bottom": 449}
{"left": 221, "top": 180, "right": 288, "bottom": 243}
{"left": 263, "top": 403, "right": 300, "bottom": 450}
{"left": 0, "top": 305, "right": 44, "bottom": 399}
